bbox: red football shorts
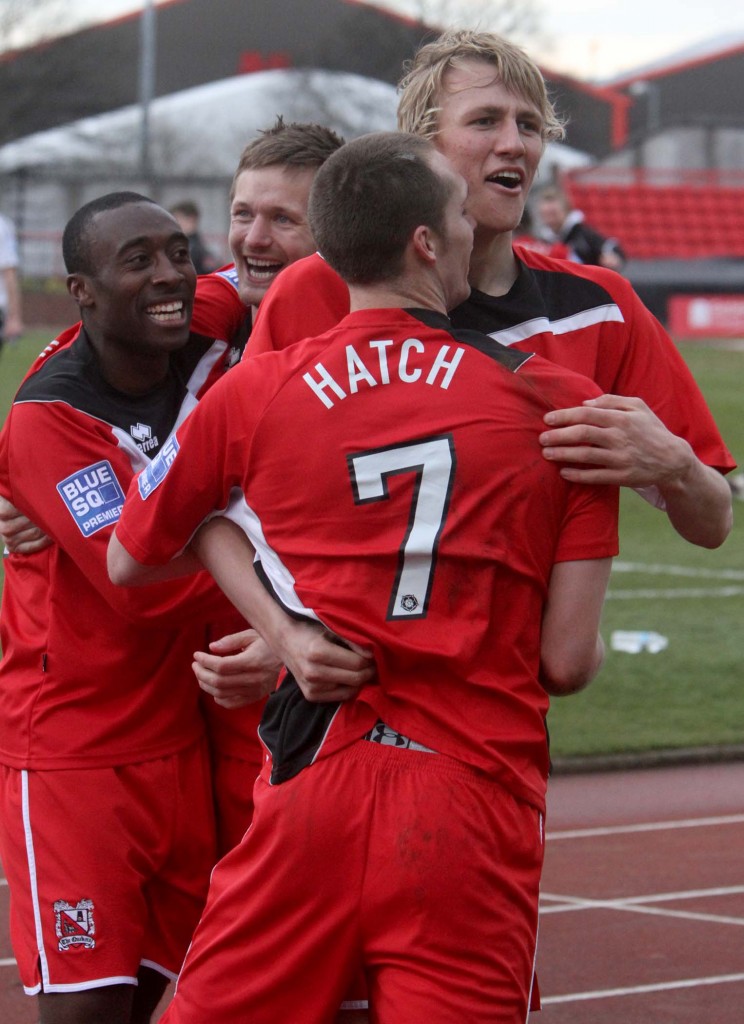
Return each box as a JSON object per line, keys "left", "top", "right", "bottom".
{"left": 0, "top": 740, "right": 216, "bottom": 994}
{"left": 208, "top": 748, "right": 262, "bottom": 855}
{"left": 161, "top": 738, "right": 544, "bottom": 1024}
{"left": 198, "top": 656, "right": 268, "bottom": 855}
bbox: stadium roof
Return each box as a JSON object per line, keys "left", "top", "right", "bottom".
{"left": 0, "top": 67, "right": 589, "bottom": 178}
{"left": 0, "top": 0, "right": 428, "bottom": 148}
{"left": 607, "top": 36, "right": 744, "bottom": 145}
{"left": 4, "top": 3, "right": 741, "bottom": 166}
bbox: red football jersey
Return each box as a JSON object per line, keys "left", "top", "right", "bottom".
{"left": 191, "top": 265, "right": 248, "bottom": 345}
{"left": 246, "top": 253, "right": 350, "bottom": 357}
{"left": 116, "top": 308, "right": 618, "bottom": 809}
{"left": 0, "top": 328, "right": 233, "bottom": 769}
{"left": 244, "top": 250, "right": 734, "bottom": 477}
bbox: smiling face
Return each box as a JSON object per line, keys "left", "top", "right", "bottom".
{"left": 433, "top": 59, "right": 545, "bottom": 240}
{"left": 228, "top": 165, "right": 317, "bottom": 308}
{"left": 76, "top": 202, "right": 196, "bottom": 356}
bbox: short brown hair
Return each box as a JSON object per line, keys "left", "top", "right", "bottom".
{"left": 397, "top": 29, "right": 565, "bottom": 143}
{"left": 229, "top": 116, "right": 345, "bottom": 200}
{"left": 308, "top": 132, "right": 453, "bottom": 285}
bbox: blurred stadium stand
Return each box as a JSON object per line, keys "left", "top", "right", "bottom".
{"left": 1, "top": 3, "right": 743, "bottom": 329}
{"left": 564, "top": 170, "right": 744, "bottom": 261}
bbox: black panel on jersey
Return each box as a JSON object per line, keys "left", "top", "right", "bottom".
{"left": 14, "top": 329, "right": 216, "bottom": 458}
{"left": 250, "top": 558, "right": 344, "bottom": 784}
{"left": 259, "top": 674, "right": 341, "bottom": 785}
{"left": 404, "top": 307, "right": 533, "bottom": 371}
{"left": 231, "top": 313, "right": 253, "bottom": 354}
{"left": 449, "top": 258, "right": 616, "bottom": 336}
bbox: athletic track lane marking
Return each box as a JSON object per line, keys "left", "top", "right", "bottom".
{"left": 547, "top": 813, "right": 744, "bottom": 840}
{"left": 541, "top": 972, "right": 744, "bottom": 1005}
{"left": 540, "top": 886, "right": 744, "bottom": 926}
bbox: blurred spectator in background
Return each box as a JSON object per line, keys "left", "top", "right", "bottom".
{"left": 0, "top": 211, "right": 24, "bottom": 354}
{"left": 513, "top": 206, "right": 572, "bottom": 260}
{"left": 170, "top": 199, "right": 220, "bottom": 275}
{"left": 537, "top": 185, "right": 626, "bottom": 271}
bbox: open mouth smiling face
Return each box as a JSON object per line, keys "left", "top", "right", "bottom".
{"left": 229, "top": 165, "right": 317, "bottom": 307}
{"left": 486, "top": 169, "right": 524, "bottom": 191}
{"left": 434, "top": 59, "right": 545, "bottom": 232}
{"left": 145, "top": 300, "right": 188, "bottom": 325}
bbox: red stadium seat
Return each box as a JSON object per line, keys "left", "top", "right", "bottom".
{"left": 564, "top": 181, "right": 744, "bottom": 260}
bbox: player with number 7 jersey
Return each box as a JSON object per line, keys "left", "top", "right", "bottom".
{"left": 113, "top": 304, "right": 618, "bottom": 810}
{"left": 109, "top": 133, "right": 618, "bottom": 1023}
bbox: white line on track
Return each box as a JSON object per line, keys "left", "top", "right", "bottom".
{"left": 547, "top": 813, "right": 744, "bottom": 840}
{"left": 540, "top": 887, "right": 744, "bottom": 926}
{"left": 541, "top": 972, "right": 744, "bottom": 1005}
{"left": 542, "top": 885, "right": 744, "bottom": 905}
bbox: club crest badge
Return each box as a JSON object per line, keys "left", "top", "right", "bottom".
{"left": 54, "top": 898, "right": 96, "bottom": 951}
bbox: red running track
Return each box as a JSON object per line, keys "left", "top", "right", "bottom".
{"left": 537, "top": 760, "right": 744, "bottom": 1023}
{"left": 3, "top": 760, "right": 743, "bottom": 1022}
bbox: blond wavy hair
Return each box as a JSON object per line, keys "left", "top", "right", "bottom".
{"left": 397, "top": 29, "right": 565, "bottom": 144}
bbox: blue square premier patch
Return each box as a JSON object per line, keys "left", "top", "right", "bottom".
{"left": 138, "top": 436, "right": 180, "bottom": 499}
{"left": 56, "top": 460, "right": 126, "bottom": 537}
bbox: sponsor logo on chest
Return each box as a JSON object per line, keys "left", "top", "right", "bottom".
{"left": 130, "top": 421, "right": 160, "bottom": 453}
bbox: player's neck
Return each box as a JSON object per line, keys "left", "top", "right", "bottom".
{"left": 348, "top": 278, "right": 447, "bottom": 317}
{"left": 468, "top": 230, "right": 519, "bottom": 297}
{"left": 88, "top": 336, "right": 172, "bottom": 395}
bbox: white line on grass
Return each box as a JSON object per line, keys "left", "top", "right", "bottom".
{"left": 541, "top": 972, "right": 744, "bottom": 1005}
{"left": 613, "top": 562, "right": 744, "bottom": 579}
{"left": 547, "top": 814, "right": 744, "bottom": 840}
{"left": 609, "top": 562, "right": 744, "bottom": 597}
{"left": 607, "top": 586, "right": 744, "bottom": 599}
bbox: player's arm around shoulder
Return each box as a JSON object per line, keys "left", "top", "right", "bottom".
{"left": 541, "top": 390, "right": 733, "bottom": 545}
{"left": 537, "top": 287, "right": 734, "bottom": 549}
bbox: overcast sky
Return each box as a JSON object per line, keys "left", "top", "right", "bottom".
{"left": 533, "top": 0, "right": 744, "bottom": 79}
{"left": 14, "top": 0, "right": 744, "bottom": 81}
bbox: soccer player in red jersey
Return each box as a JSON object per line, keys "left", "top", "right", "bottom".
{"left": 0, "top": 193, "right": 366, "bottom": 1024}
{"left": 247, "top": 30, "right": 734, "bottom": 550}
{"left": 189, "top": 117, "right": 344, "bottom": 354}
{"left": 0, "top": 120, "right": 362, "bottom": 860}
{"left": 109, "top": 132, "right": 618, "bottom": 1024}
{"left": 0, "top": 194, "right": 227, "bottom": 1024}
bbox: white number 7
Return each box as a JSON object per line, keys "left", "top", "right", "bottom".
{"left": 348, "top": 435, "right": 456, "bottom": 620}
